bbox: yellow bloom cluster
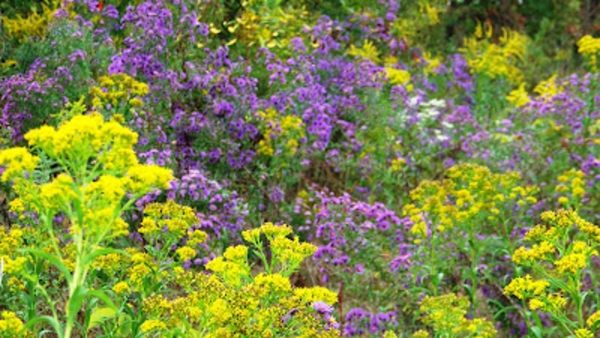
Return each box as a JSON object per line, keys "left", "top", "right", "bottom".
{"left": 24, "top": 112, "right": 138, "bottom": 162}
{"left": 140, "top": 319, "right": 167, "bottom": 333}
{"left": 506, "top": 83, "right": 530, "bottom": 108}
{"left": 139, "top": 224, "right": 338, "bottom": 337}
{"left": 0, "top": 147, "right": 39, "bottom": 182}
{"left": 4, "top": 113, "right": 173, "bottom": 241}
{"left": 575, "top": 328, "right": 594, "bottom": 338}
{"left": 348, "top": 40, "right": 380, "bottom": 64}
{"left": 0, "top": 0, "right": 59, "bottom": 43}
{"left": 512, "top": 210, "right": 599, "bottom": 271}
{"left": 577, "top": 35, "right": 600, "bottom": 72}
{"left": 89, "top": 73, "right": 149, "bottom": 110}
{"left": 459, "top": 22, "right": 528, "bottom": 85}
{"left": 504, "top": 275, "right": 549, "bottom": 300}
{"left": 587, "top": 310, "right": 600, "bottom": 328}
{"left": 223, "top": 1, "right": 311, "bottom": 52}
{"left": 142, "top": 200, "right": 201, "bottom": 237}
{"left": 418, "top": 293, "right": 497, "bottom": 337}
{"left": 0, "top": 311, "right": 32, "bottom": 337}
{"left": 243, "top": 222, "right": 316, "bottom": 275}
{"left": 528, "top": 293, "right": 567, "bottom": 313}
{"left": 404, "top": 164, "right": 536, "bottom": 240}
{"left": 389, "top": 158, "right": 406, "bottom": 172}
{"left": 206, "top": 248, "right": 250, "bottom": 287}
{"left": 533, "top": 74, "right": 564, "bottom": 100}
{"left": 0, "top": 226, "right": 29, "bottom": 276}
{"left": 256, "top": 108, "right": 305, "bottom": 157}
{"left": 511, "top": 241, "right": 555, "bottom": 265}
{"left": 555, "top": 169, "right": 586, "bottom": 206}
{"left": 385, "top": 67, "right": 413, "bottom": 90}
{"left": 506, "top": 209, "right": 600, "bottom": 329}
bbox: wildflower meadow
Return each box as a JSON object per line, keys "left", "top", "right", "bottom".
{"left": 1, "top": 0, "right": 600, "bottom": 337}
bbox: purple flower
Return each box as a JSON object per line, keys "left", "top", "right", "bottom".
{"left": 313, "top": 301, "right": 334, "bottom": 314}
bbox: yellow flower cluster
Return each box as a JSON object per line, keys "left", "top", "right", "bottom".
{"left": 506, "top": 209, "right": 600, "bottom": 330}
{"left": 0, "top": 226, "right": 29, "bottom": 276}
{"left": 587, "top": 311, "right": 600, "bottom": 328}
{"left": 142, "top": 200, "right": 201, "bottom": 237}
{"left": 138, "top": 224, "right": 338, "bottom": 337}
{"left": 503, "top": 275, "right": 549, "bottom": 300}
{"left": 404, "top": 164, "right": 536, "bottom": 240}
{"left": 459, "top": 22, "right": 528, "bottom": 85}
{"left": 506, "top": 83, "right": 530, "bottom": 108}
{"left": 575, "top": 328, "right": 594, "bottom": 338}
{"left": 24, "top": 112, "right": 137, "bottom": 162}
{"left": 555, "top": 169, "right": 586, "bottom": 206}
{"left": 348, "top": 40, "right": 380, "bottom": 64}
{"left": 0, "top": 311, "right": 32, "bottom": 337}
{"left": 533, "top": 74, "right": 564, "bottom": 100}
{"left": 528, "top": 293, "right": 567, "bottom": 313}
{"left": 206, "top": 246, "right": 251, "bottom": 287}
{"left": 222, "top": 0, "right": 311, "bottom": 53}
{"left": 140, "top": 319, "right": 167, "bottom": 333}
{"left": 577, "top": 35, "right": 600, "bottom": 72}
{"left": 389, "top": 158, "right": 406, "bottom": 172}
{"left": 0, "top": 0, "right": 59, "bottom": 43}
{"left": 243, "top": 222, "right": 317, "bottom": 275}
{"left": 256, "top": 107, "right": 305, "bottom": 157}
{"left": 385, "top": 67, "right": 412, "bottom": 90}
{"left": 89, "top": 73, "right": 149, "bottom": 110}
{"left": 4, "top": 113, "right": 173, "bottom": 240}
{"left": 0, "top": 147, "right": 39, "bottom": 182}
{"left": 418, "top": 293, "right": 497, "bottom": 337}
{"left": 512, "top": 210, "right": 599, "bottom": 272}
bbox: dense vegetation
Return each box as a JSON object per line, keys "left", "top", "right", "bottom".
{"left": 1, "top": 0, "right": 600, "bottom": 337}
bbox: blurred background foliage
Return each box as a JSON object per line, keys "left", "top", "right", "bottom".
{"left": 3, "top": 0, "right": 597, "bottom": 84}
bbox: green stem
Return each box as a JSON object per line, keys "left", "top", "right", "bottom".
{"left": 430, "top": 235, "right": 438, "bottom": 296}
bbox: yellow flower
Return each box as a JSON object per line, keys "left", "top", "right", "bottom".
{"left": 504, "top": 275, "right": 549, "bottom": 299}
{"left": 385, "top": 67, "right": 411, "bottom": 86}
{"left": 534, "top": 74, "right": 563, "bottom": 99}
{"left": 528, "top": 298, "right": 545, "bottom": 310}
{"left": 587, "top": 310, "right": 600, "bottom": 328}
{"left": 348, "top": 40, "right": 380, "bottom": 63}
{"left": 128, "top": 97, "right": 144, "bottom": 108}
{"left": 577, "top": 35, "right": 600, "bottom": 72}
{"left": 506, "top": 83, "right": 530, "bottom": 107}
{"left": 125, "top": 164, "right": 173, "bottom": 194}
{"left": 293, "top": 286, "right": 338, "bottom": 305}
{"left": 112, "top": 281, "right": 130, "bottom": 294}
{"left": 0, "top": 311, "right": 29, "bottom": 336}
{"left": 254, "top": 273, "right": 292, "bottom": 294}
{"left": 0, "top": 147, "right": 40, "bottom": 182}
{"left": 187, "top": 229, "right": 208, "bottom": 246}
{"left": 260, "top": 222, "right": 293, "bottom": 239}
{"left": 242, "top": 228, "right": 262, "bottom": 244}
{"left": 575, "top": 328, "right": 594, "bottom": 338}
{"left": 412, "top": 330, "right": 429, "bottom": 338}
{"left": 511, "top": 241, "right": 555, "bottom": 264}
{"left": 208, "top": 299, "right": 232, "bottom": 324}
{"left": 140, "top": 319, "right": 167, "bottom": 333}
{"left": 554, "top": 253, "right": 586, "bottom": 275}
{"left": 390, "top": 158, "right": 406, "bottom": 172}
{"left": 223, "top": 245, "right": 248, "bottom": 262}
{"left": 176, "top": 246, "right": 197, "bottom": 261}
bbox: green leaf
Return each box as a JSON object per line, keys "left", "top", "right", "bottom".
{"left": 26, "top": 316, "right": 63, "bottom": 338}
{"left": 67, "top": 285, "right": 87, "bottom": 323}
{"left": 530, "top": 326, "right": 543, "bottom": 338}
{"left": 88, "top": 289, "right": 118, "bottom": 311}
{"left": 21, "top": 248, "right": 72, "bottom": 284}
{"left": 87, "top": 307, "right": 117, "bottom": 330}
